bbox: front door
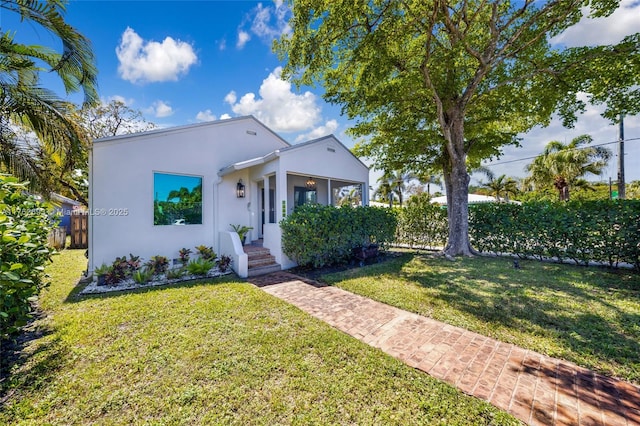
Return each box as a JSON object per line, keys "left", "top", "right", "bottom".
{"left": 261, "top": 188, "right": 275, "bottom": 233}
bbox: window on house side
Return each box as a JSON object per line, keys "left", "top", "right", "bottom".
{"left": 153, "top": 173, "right": 203, "bottom": 225}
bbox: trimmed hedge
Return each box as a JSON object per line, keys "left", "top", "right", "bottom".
{"left": 280, "top": 204, "right": 397, "bottom": 268}
{"left": 469, "top": 200, "right": 640, "bottom": 269}
{"left": 281, "top": 199, "right": 639, "bottom": 271}
{"left": 1, "top": 175, "right": 56, "bottom": 339}
{"left": 395, "top": 193, "right": 448, "bottom": 249}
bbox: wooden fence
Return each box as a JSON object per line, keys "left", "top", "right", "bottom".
{"left": 70, "top": 211, "right": 88, "bottom": 249}
{"left": 47, "top": 226, "right": 66, "bottom": 250}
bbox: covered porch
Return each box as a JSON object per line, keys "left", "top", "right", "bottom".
{"left": 218, "top": 135, "right": 369, "bottom": 277}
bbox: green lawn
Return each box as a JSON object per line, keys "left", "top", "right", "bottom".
{"left": 0, "top": 250, "right": 518, "bottom": 425}
{"left": 322, "top": 252, "right": 640, "bottom": 385}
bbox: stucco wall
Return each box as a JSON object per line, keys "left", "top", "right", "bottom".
{"left": 89, "top": 118, "right": 287, "bottom": 272}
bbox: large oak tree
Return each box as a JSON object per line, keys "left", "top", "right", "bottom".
{"left": 276, "top": 0, "right": 640, "bottom": 256}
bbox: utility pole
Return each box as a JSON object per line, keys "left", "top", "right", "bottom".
{"left": 618, "top": 113, "right": 625, "bottom": 199}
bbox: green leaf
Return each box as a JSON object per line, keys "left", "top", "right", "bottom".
{"left": 2, "top": 234, "right": 17, "bottom": 243}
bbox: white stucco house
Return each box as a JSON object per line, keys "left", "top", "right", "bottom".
{"left": 88, "top": 115, "right": 369, "bottom": 278}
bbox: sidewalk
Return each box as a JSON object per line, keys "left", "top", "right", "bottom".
{"left": 250, "top": 272, "right": 640, "bottom": 426}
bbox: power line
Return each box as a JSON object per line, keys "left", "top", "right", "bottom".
{"left": 482, "top": 136, "right": 640, "bottom": 167}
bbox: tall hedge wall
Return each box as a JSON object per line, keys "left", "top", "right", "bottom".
{"left": 469, "top": 200, "right": 640, "bottom": 269}
{"left": 395, "top": 193, "right": 448, "bottom": 249}
{"left": 280, "top": 204, "right": 397, "bottom": 268}
{"left": 281, "top": 200, "right": 639, "bottom": 271}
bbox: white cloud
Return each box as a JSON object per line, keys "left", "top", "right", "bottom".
{"left": 224, "top": 67, "right": 321, "bottom": 133}
{"left": 220, "top": 113, "right": 232, "bottom": 120}
{"left": 235, "top": 1, "right": 291, "bottom": 49}
{"left": 551, "top": 0, "right": 640, "bottom": 47}
{"left": 116, "top": 27, "right": 198, "bottom": 84}
{"left": 196, "top": 109, "right": 217, "bottom": 122}
{"left": 250, "top": 1, "right": 291, "bottom": 40}
{"left": 218, "top": 38, "right": 226, "bottom": 51}
{"left": 224, "top": 91, "right": 237, "bottom": 104}
{"left": 106, "top": 95, "right": 134, "bottom": 106}
{"left": 145, "top": 100, "right": 173, "bottom": 118}
{"left": 294, "top": 119, "right": 339, "bottom": 143}
{"left": 236, "top": 30, "right": 251, "bottom": 49}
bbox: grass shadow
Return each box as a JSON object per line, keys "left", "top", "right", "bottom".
{"left": 321, "top": 251, "right": 640, "bottom": 383}
{"left": 0, "top": 319, "right": 67, "bottom": 407}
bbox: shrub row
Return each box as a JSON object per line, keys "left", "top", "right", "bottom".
{"left": 94, "top": 246, "right": 232, "bottom": 286}
{"left": 395, "top": 193, "right": 448, "bottom": 249}
{"left": 469, "top": 200, "right": 640, "bottom": 269}
{"left": 280, "top": 205, "right": 397, "bottom": 268}
{"left": 1, "top": 175, "right": 56, "bottom": 340}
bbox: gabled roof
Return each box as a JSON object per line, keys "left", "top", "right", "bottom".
{"left": 278, "top": 135, "right": 365, "bottom": 166}
{"left": 93, "top": 115, "right": 291, "bottom": 148}
{"left": 218, "top": 134, "right": 368, "bottom": 176}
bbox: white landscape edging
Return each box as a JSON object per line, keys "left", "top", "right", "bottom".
{"left": 80, "top": 269, "right": 234, "bottom": 295}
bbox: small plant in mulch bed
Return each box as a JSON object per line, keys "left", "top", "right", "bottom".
{"left": 178, "top": 248, "right": 192, "bottom": 265}
{"left": 145, "top": 255, "right": 169, "bottom": 275}
{"left": 217, "top": 255, "right": 232, "bottom": 273}
{"left": 94, "top": 263, "right": 111, "bottom": 286}
{"left": 104, "top": 254, "right": 139, "bottom": 285}
{"left": 126, "top": 254, "right": 141, "bottom": 271}
{"left": 166, "top": 267, "right": 186, "bottom": 280}
{"left": 187, "top": 258, "right": 215, "bottom": 276}
{"left": 195, "top": 245, "right": 216, "bottom": 261}
{"left": 132, "top": 267, "right": 154, "bottom": 284}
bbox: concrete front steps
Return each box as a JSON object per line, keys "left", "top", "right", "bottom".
{"left": 244, "top": 244, "right": 281, "bottom": 277}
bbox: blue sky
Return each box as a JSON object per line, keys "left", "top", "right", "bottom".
{"left": 3, "top": 0, "right": 640, "bottom": 184}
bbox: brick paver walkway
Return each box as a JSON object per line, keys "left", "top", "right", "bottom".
{"left": 250, "top": 272, "right": 640, "bottom": 426}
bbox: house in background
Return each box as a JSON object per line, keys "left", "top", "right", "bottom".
{"left": 50, "top": 193, "right": 83, "bottom": 235}
{"left": 89, "top": 116, "right": 369, "bottom": 278}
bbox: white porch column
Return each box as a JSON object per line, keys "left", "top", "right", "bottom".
{"left": 263, "top": 174, "right": 271, "bottom": 224}
{"left": 276, "top": 171, "right": 287, "bottom": 222}
{"left": 361, "top": 182, "right": 369, "bottom": 206}
{"left": 327, "top": 178, "right": 332, "bottom": 205}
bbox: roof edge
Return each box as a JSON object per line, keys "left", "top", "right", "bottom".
{"left": 93, "top": 115, "right": 291, "bottom": 148}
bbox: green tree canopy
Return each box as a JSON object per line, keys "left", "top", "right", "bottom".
{"left": 277, "top": 0, "right": 639, "bottom": 256}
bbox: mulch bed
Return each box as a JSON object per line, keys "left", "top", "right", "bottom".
{"left": 287, "top": 250, "right": 403, "bottom": 282}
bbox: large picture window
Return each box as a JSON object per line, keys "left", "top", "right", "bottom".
{"left": 153, "top": 173, "right": 202, "bottom": 225}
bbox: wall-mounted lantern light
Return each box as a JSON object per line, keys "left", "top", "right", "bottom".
{"left": 306, "top": 177, "right": 317, "bottom": 190}
{"left": 236, "top": 179, "right": 246, "bottom": 198}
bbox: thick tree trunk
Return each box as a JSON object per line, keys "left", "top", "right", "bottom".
{"left": 443, "top": 162, "right": 473, "bottom": 256}
{"left": 441, "top": 113, "right": 475, "bottom": 257}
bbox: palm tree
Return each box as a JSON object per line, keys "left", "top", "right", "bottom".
{"left": 378, "top": 170, "right": 414, "bottom": 207}
{"left": 0, "top": 0, "right": 98, "bottom": 198}
{"left": 525, "top": 135, "right": 611, "bottom": 201}
{"left": 481, "top": 174, "right": 519, "bottom": 202}
{"left": 415, "top": 172, "right": 443, "bottom": 197}
{"left": 373, "top": 179, "right": 396, "bottom": 207}
{"left": 337, "top": 186, "right": 361, "bottom": 207}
